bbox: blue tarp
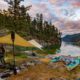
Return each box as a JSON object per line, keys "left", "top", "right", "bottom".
{"left": 51, "top": 57, "right": 61, "bottom": 62}
{"left": 51, "top": 56, "right": 80, "bottom": 70}
{"left": 66, "top": 59, "right": 79, "bottom": 70}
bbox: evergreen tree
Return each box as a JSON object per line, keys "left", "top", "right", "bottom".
{"left": 4, "top": 0, "right": 31, "bottom": 33}
{"left": 0, "top": 1, "right": 62, "bottom": 51}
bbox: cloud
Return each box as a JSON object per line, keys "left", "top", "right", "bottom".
{"left": 49, "top": 0, "right": 80, "bottom": 7}
{"left": 48, "top": 0, "right": 80, "bottom": 35}
{"left": 0, "top": 0, "right": 80, "bottom": 35}
{"left": 28, "top": 2, "right": 53, "bottom": 21}
{"left": 0, "top": 0, "right": 8, "bottom": 10}
{"left": 72, "top": 2, "right": 80, "bottom": 7}
{"left": 49, "top": 0, "right": 57, "bottom": 4}
{"left": 49, "top": 0, "right": 80, "bottom": 20}
{"left": 53, "top": 19, "right": 80, "bottom": 35}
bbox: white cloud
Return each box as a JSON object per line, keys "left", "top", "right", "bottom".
{"left": 0, "top": 0, "right": 8, "bottom": 10}
{"left": 0, "top": 0, "right": 80, "bottom": 35}
{"left": 28, "top": 3, "right": 52, "bottom": 21}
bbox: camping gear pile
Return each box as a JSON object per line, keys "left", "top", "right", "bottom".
{"left": 0, "top": 32, "right": 43, "bottom": 79}
{"left": 51, "top": 55, "right": 80, "bottom": 70}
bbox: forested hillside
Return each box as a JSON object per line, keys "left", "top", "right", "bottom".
{"left": 0, "top": 0, "right": 61, "bottom": 49}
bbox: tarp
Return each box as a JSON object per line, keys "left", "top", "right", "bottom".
{"left": 66, "top": 59, "right": 79, "bottom": 70}
{"left": 0, "top": 33, "right": 35, "bottom": 47}
{"left": 28, "top": 39, "right": 42, "bottom": 49}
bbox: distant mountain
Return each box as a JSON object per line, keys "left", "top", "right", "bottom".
{"left": 62, "top": 33, "right": 80, "bottom": 43}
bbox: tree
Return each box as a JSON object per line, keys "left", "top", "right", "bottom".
{"left": 4, "top": 0, "right": 31, "bottom": 33}
{"left": 1, "top": 0, "right": 61, "bottom": 51}
{"left": 29, "top": 14, "right": 62, "bottom": 48}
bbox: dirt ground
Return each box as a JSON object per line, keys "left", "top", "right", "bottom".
{"left": 7, "top": 61, "right": 80, "bottom": 80}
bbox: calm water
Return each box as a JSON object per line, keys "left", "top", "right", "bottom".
{"left": 59, "top": 42, "right": 80, "bottom": 56}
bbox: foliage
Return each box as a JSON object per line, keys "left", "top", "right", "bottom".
{"left": 0, "top": 0, "right": 62, "bottom": 52}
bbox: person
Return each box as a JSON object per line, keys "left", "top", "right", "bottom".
{"left": 0, "top": 44, "right": 5, "bottom": 64}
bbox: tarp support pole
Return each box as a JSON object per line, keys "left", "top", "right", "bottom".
{"left": 13, "top": 41, "right": 17, "bottom": 75}
{"left": 11, "top": 31, "right": 17, "bottom": 75}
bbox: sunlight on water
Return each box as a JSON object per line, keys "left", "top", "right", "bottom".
{"left": 59, "top": 42, "right": 80, "bottom": 56}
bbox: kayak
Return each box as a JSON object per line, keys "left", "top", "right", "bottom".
{"left": 50, "top": 57, "right": 60, "bottom": 62}
{"left": 66, "top": 59, "right": 79, "bottom": 70}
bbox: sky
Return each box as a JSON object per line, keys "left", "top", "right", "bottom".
{"left": 0, "top": 0, "right": 80, "bottom": 35}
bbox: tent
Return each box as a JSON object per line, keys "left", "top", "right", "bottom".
{"left": 28, "top": 39, "right": 42, "bottom": 49}
{"left": 0, "top": 33, "right": 35, "bottom": 47}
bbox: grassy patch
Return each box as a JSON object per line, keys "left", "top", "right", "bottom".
{"left": 42, "top": 44, "right": 61, "bottom": 54}
{"left": 4, "top": 52, "right": 27, "bottom": 64}
{"left": 15, "top": 53, "right": 27, "bottom": 58}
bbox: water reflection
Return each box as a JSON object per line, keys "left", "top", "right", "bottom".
{"left": 59, "top": 42, "right": 80, "bottom": 56}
